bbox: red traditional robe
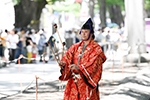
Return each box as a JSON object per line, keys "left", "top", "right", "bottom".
{"left": 59, "top": 39, "right": 106, "bottom": 100}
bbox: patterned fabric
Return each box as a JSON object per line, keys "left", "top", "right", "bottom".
{"left": 32, "top": 53, "right": 36, "bottom": 58}
{"left": 59, "top": 39, "right": 106, "bottom": 100}
{"left": 27, "top": 52, "right": 32, "bottom": 63}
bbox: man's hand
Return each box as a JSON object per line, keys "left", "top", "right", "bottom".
{"left": 69, "top": 64, "right": 80, "bottom": 73}
{"left": 58, "top": 61, "right": 66, "bottom": 68}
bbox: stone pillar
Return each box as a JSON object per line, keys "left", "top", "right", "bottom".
{"left": 125, "top": 0, "right": 146, "bottom": 54}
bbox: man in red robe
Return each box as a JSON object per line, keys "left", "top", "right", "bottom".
{"left": 59, "top": 18, "right": 106, "bottom": 100}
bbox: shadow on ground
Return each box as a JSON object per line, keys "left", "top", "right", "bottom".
{"left": 101, "top": 74, "right": 150, "bottom": 100}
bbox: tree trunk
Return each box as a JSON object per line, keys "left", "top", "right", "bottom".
{"left": 125, "top": 0, "right": 146, "bottom": 54}
{"left": 99, "top": 0, "right": 106, "bottom": 28}
{"left": 14, "top": 0, "right": 47, "bottom": 30}
{"left": 145, "top": 8, "right": 150, "bottom": 18}
{"left": 108, "top": 5, "right": 123, "bottom": 27}
{"left": 89, "top": 0, "right": 95, "bottom": 19}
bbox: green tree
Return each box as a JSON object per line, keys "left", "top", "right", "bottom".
{"left": 12, "top": 0, "right": 63, "bottom": 30}
{"left": 99, "top": 0, "right": 106, "bottom": 28}
{"left": 145, "top": 0, "right": 150, "bottom": 17}
{"left": 106, "top": 0, "right": 124, "bottom": 27}
{"left": 89, "top": 0, "right": 95, "bottom": 19}
{"left": 98, "top": 0, "right": 124, "bottom": 28}
{"left": 52, "top": 3, "right": 81, "bottom": 17}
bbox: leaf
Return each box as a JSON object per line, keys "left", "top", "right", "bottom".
{"left": 145, "top": 0, "right": 150, "bottom": 9}
{"left": 52, "top": 3, "right": 81, "bottom": 17}
{"left": 106, "top": 0, "right": 125, "bottom": 10}
{"left": 12, "top": 0, "right": 21, "bottom": 5}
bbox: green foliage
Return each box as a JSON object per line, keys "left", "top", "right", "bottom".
{"left": 94, "top": 4, "right": 99, "bottom": 14}
{"left": 12, "top": 0, "right": 20, "bottom": 5}
{"left": 12, "top": 0, "right": 64, "bottom": 5}
{"left": 106, "top": 0, "right": 124, "bottom": 5}
{"left": 52, "top": 3, "right": 81, "bottom": 17}
{"left": 34, "top": 0, "right": 44, "bottom": 1}
{"left": 46, "top": 0, "right": 64, "bottom": 4}
{"left": 106, "top": 0, "right": 125, "bottom": 10}
{"left": 145, "top": 0, "right": 150, "bottom": 9}
{"left": 97, "top": 0, "right": 125, "bottom": 11}
{"left": 105, "top": 0, "right": 150, "bottom": 10}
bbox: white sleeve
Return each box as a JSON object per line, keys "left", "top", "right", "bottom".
{"left": 6, "top": 35, "right": 10, "bottom": 41}
{"left": 16, "top": 35, "right": 19, "bottom": 43}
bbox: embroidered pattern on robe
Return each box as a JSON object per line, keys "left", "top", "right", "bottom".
{"left": 59, "top": 39, "right": 106, "bottom": 100}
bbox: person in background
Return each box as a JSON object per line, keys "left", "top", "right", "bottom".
{"left": 48, "top": 35, "right": 55, "bottom": 60}
{"left": 38, "top": 33, "right": 46, "bottom": 62}
{"left": 0, "top": 29, "right": 7, "bottom": 67}
{"left": 30, "top": 29, "right": 36, "bottom": 43}
{"left": 110, "top": 27, "right": 120, "bottom": 51}
{"left": 20, "top": 28, "right": 27, "bottom": 64}
{"left": 105, "top": 29, "right": 111, "bottom": 42}
{"left": 64, "top": 29, "right": 75, "bottom": 49}
{"left": 95, "top": 28, "right": 104, "bottom": 42}
{"left": 42, "top": 28, "right": 47, "bottom": 41}
{"left": 34, "top": 31, "right": 40, "bottom": 46}
{"left": 26, "top": 32, "right": 33, "bottom": 63}
{"left": 73, "top": 28, "right": 81, "bottom": 43}
{"left": 32, "top": 42, "right": 38, "bottom": 63}
{"left": 59, "top": 18, "right": 106, "bottom": 100}
{"left": 5, "top": 29, "right": 10, "bottom": 62}
{"left": 95, "top": 28, "right": 106, "bottom": 52}
{"left": 15, "top": 29, "right": 23, "bottom": 63}
{"left": 101, "top": 27, "right": 110, "bottom": 53}
{"left": 6, "top": 29, "right": 19, "bottom": 62}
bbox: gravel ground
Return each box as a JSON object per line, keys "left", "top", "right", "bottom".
{"left": 0, "top": 60, "right": 150, "bottom": 100}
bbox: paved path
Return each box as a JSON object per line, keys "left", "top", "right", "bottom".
{"left": 101, "top": 62, "right": 150, "bottom": 100}
{"left": 0, "top": 60, "right": 150, "bottom": 100}
{"left": 0, "top": 61, "right": 62, "bottom": 99}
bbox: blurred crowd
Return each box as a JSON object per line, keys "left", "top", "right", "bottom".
{"left": 0, "top": 28, "right": 49, "bottom": 67}
{"left": 0, "top": 26, "right": 127, "bottom": 67}
{"left": 95, "top": 26, "right": 127, "bottom": 49}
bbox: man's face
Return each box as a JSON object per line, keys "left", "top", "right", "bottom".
{"left": 21, "top": 30, "right": 25, "bottom": 34}
{"left": 98, "top": 30, "right": 102, "bottom": 34}
{"left": 10, "top": 30, "right": 15, "bottom": 35}
{"left": 81, "top": 29, "right": 91, "bottom": 40}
